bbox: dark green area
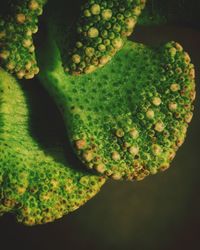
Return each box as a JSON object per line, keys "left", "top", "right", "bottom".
{"left": 139, "top": 0, "right": 200, "bottom": 28}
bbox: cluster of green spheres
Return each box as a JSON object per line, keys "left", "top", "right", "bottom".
{"left": 0, "top": 0, "right": 47, "bottom": 79}
{"left": 64, "top": 0, "right": 146, "bottom": 75}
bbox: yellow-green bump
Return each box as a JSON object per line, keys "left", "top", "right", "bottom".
{"left": 63, "top": 0, "right": 146, "bottom": 75}
{"left": 0, "top": 0, "right": 47, "bottom": 79}
{"left": 39, "top": 39, "right": 195, "bottom": 181}
{"left": 0, "top": 68, "right": 105, "bottom": 226}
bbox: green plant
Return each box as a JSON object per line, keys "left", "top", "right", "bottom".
{"left": 0, "top": 68, "right": 105, "bottom": 225}
{"left": 0, "top": 0, "right": 196, "bottom": 225}
{"left": 0, "top": 0, "right": 47, "bottom": 79}
{"left": 39, "top": 38, "right": 195, "bottom": 180}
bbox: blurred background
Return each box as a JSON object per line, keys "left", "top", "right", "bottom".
{"left": 0, "top": 1, "right": 200, "bottom": 250}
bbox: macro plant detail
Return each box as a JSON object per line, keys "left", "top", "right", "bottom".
{"left": 39, "top": 39, "right": 195, "bottom": 180}
{"left": 0, "top": 0, "right": 197, "bottom": 225}
{"left": 0, "top": 69, "right": 105, "bottom": 225}
{"left": 62, "top": 0, "right": 146, "bottom": 75}
{"left": 0, "top": 0, "right": 47, "bottom": 79}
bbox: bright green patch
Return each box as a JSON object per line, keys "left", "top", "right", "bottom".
{"left": 0, "top": 68, "right": 105, "bottom": 225}
{"left": 39, "top": 39, "right": 195, "bottom": 180}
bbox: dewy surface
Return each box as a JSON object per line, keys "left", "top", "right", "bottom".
{"left": 39, "top": 39, "right": 195, "bottom": 181}
{"left": 0, "top": 68, "right": 105, "bottom": 226}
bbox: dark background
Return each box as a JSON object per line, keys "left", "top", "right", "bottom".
{"left": 0, "top": 2, "right": 200, "bottom": 250}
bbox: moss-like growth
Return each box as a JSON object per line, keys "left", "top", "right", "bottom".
{"left": 0, "top": 0, "right": 47, "bottom": 79}
{"left": 0, "top": 68, "right": 105, "bottom": 225}
{"left": 39, "top": 35, "right": 195, "bottom": 180}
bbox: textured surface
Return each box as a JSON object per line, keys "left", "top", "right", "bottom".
{"left": 60, "top": 0, "right": 146, "bottom": 74}
{"left": 0, "top": 68, "right": 105, "bottom": 225}
{"left": 0, "top": 0, "right": 47, "bottom": 79}
{"left": 0, "top": 24, "right": 199, "bottom": 250}
{"left": 39, "top": 39, "right": 195, "bottom": 180}
{"left": 0, "top": 0, "right": 146, "bottom": 78}
{"left": 0, "top": 0, "right": 197, "bottom": 228}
